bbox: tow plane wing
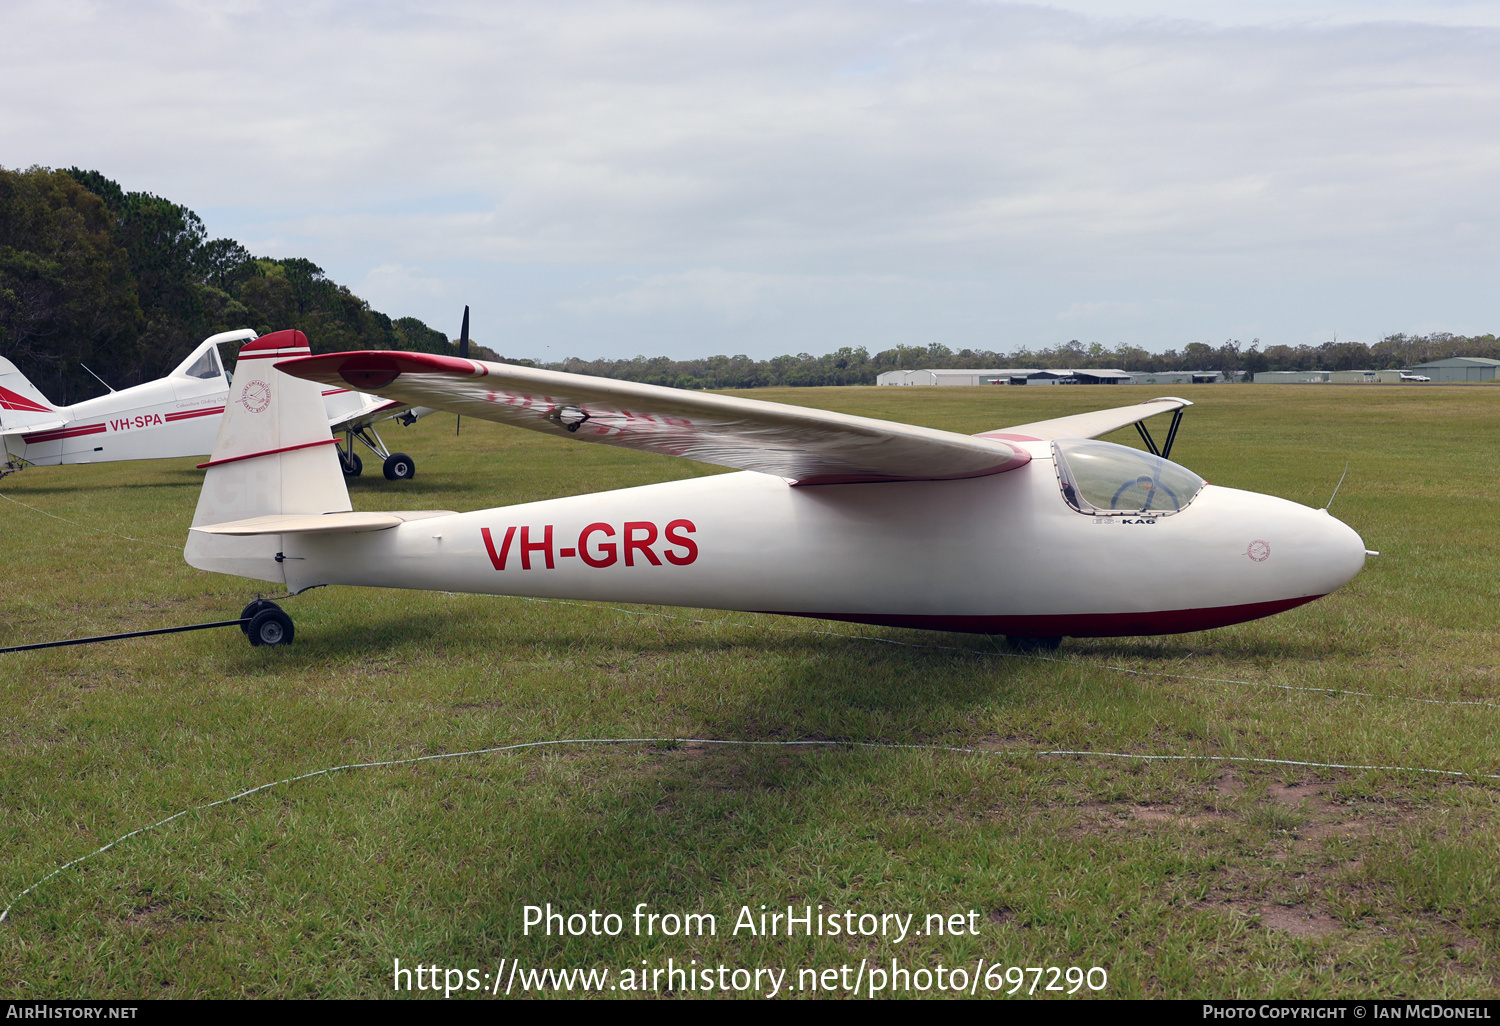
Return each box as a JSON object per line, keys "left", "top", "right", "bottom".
{"left": 278, "top": 352, "right": 1032, "bottom": 484}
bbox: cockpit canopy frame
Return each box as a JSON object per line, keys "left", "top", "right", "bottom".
{"left": 1052, "top": 439, "right": 1206, "bottom": 517}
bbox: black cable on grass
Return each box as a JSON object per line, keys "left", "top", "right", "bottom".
{"left": 0, "top": 619, "right": 250, "bottom": 654}
{"left": 4, "top": 735, "right": 1498, "bottom": 926}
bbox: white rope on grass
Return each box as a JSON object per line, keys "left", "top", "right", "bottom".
{"left": 0, "top": 491, "right": 180, "bottom": 552}
{"left": 4, "top": 735, "right": 1498, "bottom": 926}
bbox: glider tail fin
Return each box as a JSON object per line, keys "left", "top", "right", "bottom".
{"left": 0, "top": 357, "right": 62, "bottom": 431}
{"left": 185, "top": 330, "right": 352, "bottom": 584}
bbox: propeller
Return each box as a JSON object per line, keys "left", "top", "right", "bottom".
{"left": 456, "top": 305, "right": 469, "bottom": 436}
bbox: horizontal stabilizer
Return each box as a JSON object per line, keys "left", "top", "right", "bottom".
{"left": 277, "top": 351, "right": 1031, "bottom": 485}
{"left": 192, "top": 510, "right": 456, "bottom": 536}
{"left": 981, "top": 397, "right": 1192, "bottom": 442}
{"left": 6, "top": 419, "right": 67, "bottom": 439}
{"left": 323, "top": 390, "right": 412, "bottom": 433}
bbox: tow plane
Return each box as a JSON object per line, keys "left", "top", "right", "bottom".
{"left": 0, "top": 329, "right": 429, "bottom": 481}
{"left": 185, "top": 330, "right": 1369, "bottom": 650}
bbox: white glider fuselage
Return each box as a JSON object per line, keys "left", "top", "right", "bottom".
{"left": 274, "top": 448, "right": 1364, "bottom": 637}
{"left": 186, "top": 335, "right": 1367, "bottom": 640}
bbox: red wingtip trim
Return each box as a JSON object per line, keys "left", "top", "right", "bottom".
{"left": 240, "top": 329, "right": 309, "bottom": 354}
{"left": 276, "top": 350, "right": 486, "bottom": 388}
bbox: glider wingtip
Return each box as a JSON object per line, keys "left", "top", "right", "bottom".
{"left": 276, "top": 350, "right": 486, "bottom": 390}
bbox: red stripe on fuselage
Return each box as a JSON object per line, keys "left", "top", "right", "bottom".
{"left": 757, "top": 596, "right": 1324, "bottom": 638}
{"left": 165, "top": 406, "right": 225, "bottom": 422}
{"left": 21, "top": 423, "right": 105, "bottom": 443}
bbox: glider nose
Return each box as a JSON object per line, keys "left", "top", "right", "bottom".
{"left": 1294, "top": 504, "right": 1367, "bottom": 597}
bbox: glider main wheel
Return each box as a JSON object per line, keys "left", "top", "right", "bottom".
{"left": 240, "top": 598, "right": 283, "bottom": 635}
{"left": 248, "top": 608, "right": 295, "bottom": 648}
{"left": 340, "top": 449, "right": 363, "bottom": 477}
{"left": 383, "top": 452, "right": 416, "bottom": 481}
{"left": 1006, "top": 635, "right": 1061, "bottom": 653}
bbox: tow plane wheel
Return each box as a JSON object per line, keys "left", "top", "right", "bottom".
{"left": 240, "top": 598, "right": 283, "bottom": 635}
{"left": 1006, "top": 636, "right": 1062, "bottom": 653}
{"left": 340, "top": 449, "right": 363, "bottom": 477}
{"left": 383, "top": 452, "right": 416, "bottom": 481}
{"left": 247, "top": 608, "right": 295, "bottom": 647}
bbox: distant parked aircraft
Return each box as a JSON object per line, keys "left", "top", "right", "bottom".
{"left": 0, "top": 329, "right": 429, "bottom": 481}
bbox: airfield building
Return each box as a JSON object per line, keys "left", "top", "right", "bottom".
{"left": 876, "top": 368, "right": 1135, "bottom": 386}
{"left": 1132, "top": 370, "right": 1227, "bottom": 385}
{"left": 876, "top": 369, "right": 1017, "bottom": 386}
{"left": 1253, "top": 371, "right": 1332, "bottom": 383}
{"left": 1405, "top": 357, "right": 1500, "bottom": 383}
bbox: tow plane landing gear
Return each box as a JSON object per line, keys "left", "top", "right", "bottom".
{"left": 240, "top": 598, "right": 295, "bottom": 647}
{"left": 338, "top": 423, "right": 416, "bottom": 481}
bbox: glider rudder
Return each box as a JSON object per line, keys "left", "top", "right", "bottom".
{"left": 184, "top": 330, "right": 352, "bottom": 584}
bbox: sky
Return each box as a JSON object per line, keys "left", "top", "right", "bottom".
{"left": 3, "top": 0, "right": 1499, "bottom": 360}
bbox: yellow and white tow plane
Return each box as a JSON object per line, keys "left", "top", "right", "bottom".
{"left": 185, "top": 330, "right": 1368, "bottom": 649}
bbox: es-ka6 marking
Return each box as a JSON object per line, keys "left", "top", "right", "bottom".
{"left": 184, "top": 332, "right": 1370, "bottom": 650}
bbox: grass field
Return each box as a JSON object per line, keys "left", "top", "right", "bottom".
{"left": 1, "top": 383, "right": 1498, "bottom": 1000}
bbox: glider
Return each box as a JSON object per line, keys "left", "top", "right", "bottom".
{"left": 185, "top": 331, "right": 1368, "bottom": 650}
{"left": 0, "top": 330, "right": 429, "bottom": 481}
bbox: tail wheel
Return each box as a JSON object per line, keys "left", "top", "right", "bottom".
{"left": 240, "top": 599, "right": 283, "bottom": 635}
{"left": 340, "top": 449, "right": 363, "bottom": 477}
{"left": 248, "top": 608, "right": 295, "bottom": 647}
{"left": 383, "top": 452, "right": 416, "bottom": 481}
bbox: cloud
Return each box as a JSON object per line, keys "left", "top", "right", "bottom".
{"left": 3, "top": 1, "right": 1499, "bottom": 355}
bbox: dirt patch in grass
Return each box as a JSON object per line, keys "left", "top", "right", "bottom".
{"left": 1210, "top": 767, "right": 1247, "bottom": 795}
{"left": 1070, "top": 802, "right": 1231, "bottom": 833}
{"left": 1257, "top": 903, "right": 1343, "bottom": 937}
{"left": 123, "top": 900, "right": 172, "bottom": 931}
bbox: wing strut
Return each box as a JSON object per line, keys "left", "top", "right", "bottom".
{"left": 1134, "top": 407, "right": 1184, "bottom": 460}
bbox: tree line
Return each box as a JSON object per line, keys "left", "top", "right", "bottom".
{"left": 524, "top": 334, "right": 1499, "bottom": 390}
{"left": 0, "top": 165, "right": 462, "bottom": 405}
{"left": 3, "top": 164, "right": 1495, "bottom": 402}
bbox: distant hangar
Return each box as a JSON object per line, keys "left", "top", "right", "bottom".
{"left": 876, "top": 368, "right": 1227, "bottom": 386}
{"left": 1253, "top": 359, "right": 1499, "bottom": 384}
{"left": 1406, "top": 357, "right": 1500, "bottom": 383}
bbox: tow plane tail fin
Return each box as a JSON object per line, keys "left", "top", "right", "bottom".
{"left": 185, "top": 330, "right": 352, "bottom": 584}
{"left": 0, "top": 357, "right": 63, "bottom": 432}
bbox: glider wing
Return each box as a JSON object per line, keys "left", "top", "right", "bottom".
{"left": 980, "top": 397, "right": 1192, "bottom": 442}
{"left": 277, "top": 352, "right": 1030, "bottom": 484}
